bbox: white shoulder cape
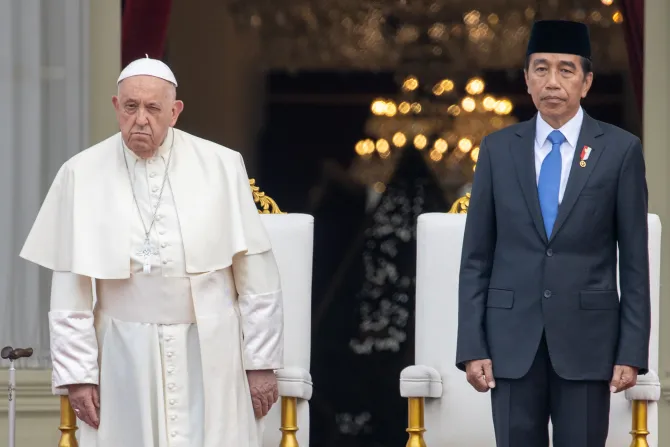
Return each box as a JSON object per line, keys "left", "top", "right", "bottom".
{"left": 20, "top": 129, "right": 272, "bottom": 279}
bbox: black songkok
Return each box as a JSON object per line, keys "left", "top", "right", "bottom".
{"left": 527, "top": 20, "right": 591, "bottom": 60}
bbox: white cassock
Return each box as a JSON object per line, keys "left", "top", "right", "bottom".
{"left": 20, "top": 127, "right": 284, "bottom": 447}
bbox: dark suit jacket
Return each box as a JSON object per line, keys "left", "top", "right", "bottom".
{"left": 455, "top": 112, "right": 651, "bottom": 381}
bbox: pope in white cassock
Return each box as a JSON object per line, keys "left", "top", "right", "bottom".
{"left": 20, "top": 57, "right": 284, "bottom": 446}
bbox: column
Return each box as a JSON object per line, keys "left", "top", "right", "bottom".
{"left": 88, "top": 0, "right": 121, "bottom": 145}
{"left": 166, "top": 0, "right": 265, "bottom": 175}
{"left": 643, "top": 0, "right": 670, "bottom": 442}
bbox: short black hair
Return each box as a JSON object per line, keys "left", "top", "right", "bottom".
{"left": 524, "top": 55, "right": 593, "bottom": 76}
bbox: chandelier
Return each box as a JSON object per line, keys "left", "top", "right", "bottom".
{"left": 349, "top": 74, "right": 518, "bottom": 192}
{"left": 228, "top": 0, "right": 628, "bottom": 71}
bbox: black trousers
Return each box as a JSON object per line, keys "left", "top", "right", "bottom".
{"left": 490, "top": 334, "right": 611, "bottom": 447}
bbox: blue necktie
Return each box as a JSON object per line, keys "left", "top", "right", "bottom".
{"left": 538, "top": 130, "right": 566, "bottom": 238}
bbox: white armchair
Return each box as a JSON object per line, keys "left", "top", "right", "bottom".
{"left": 399, "top": 211, "right": 662, "bottom": 446}
{"left": 259, "top": 213, "right": 314, "bottom": 447}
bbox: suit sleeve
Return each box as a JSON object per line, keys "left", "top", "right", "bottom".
{"left": 615, "top": 138, "right": 651, "bottom": 374}
{"left": 232, "top": 250, "right": 284, "bottom": 370}
{"left": 455, "top": 137, "right": 496, "bottom": 371}
{"left": 49, "top": 272, "right": 99, "bottom": 394}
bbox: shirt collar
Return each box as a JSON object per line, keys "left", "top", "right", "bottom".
{"left": 535, "top": 106, "right": 583, "bottom": 148}
{"left": 122, "top": 128, "right": 174, "bottom": 163}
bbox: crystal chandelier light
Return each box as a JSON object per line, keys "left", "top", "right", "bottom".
{"left": 349, "top": 75, "right": 518, "bottom": 191}
{"left": 229, "top": 1, "right": 627, "bottom": 71}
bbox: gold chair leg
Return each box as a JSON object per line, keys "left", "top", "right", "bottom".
{"left": 58, "top": 395, "right": 78, "bottom": 447}
{"left": 406, "top": 397, "right": 427, "bottom": 447}
{"left": 629, "top": 400, "right": 650, "bottom": 447}
{"left": 279, "top": 396, "right": 299, "bottom": 447}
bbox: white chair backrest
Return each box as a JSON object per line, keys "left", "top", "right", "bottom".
{"left": 259, "top": 213, "right": 314, "bottom": 447}
{"left": 415, "top": 212, "right": 661, "bottom": 446}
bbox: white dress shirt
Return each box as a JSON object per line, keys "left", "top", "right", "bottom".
{"left": 534, "top": 106, "right": 584, "bottom": 203}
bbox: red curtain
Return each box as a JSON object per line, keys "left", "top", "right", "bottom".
{"left": 619, "top": 0, "right": 644, "bottom": 116}
{"left": 121, "top": 0, "right": 173, "bottom": 68}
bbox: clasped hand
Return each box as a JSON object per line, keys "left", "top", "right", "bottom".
{"left": 465, "top": 359, "right": 496, "bottom": 392}
{"left": 609, "top": 364, "right": 638, "bottom": 393}
{"left": 247, "top": 369, "right": 279, "bottom": 418}
{"left": 67, "top": 383, "right": 100, "bottom": 429}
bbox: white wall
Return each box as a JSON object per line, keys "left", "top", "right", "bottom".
{"left": 0, "top": 369, "right": 59, "bottom": 445}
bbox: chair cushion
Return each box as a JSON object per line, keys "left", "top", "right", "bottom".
{"left": 625, "top": 369, "right": 661, "bottom": 402}
{"left": 400, "top": 365, "right": 443, "bottom": 398}
{"left": 277, "top": 366, "right": 313, "bottom": 400}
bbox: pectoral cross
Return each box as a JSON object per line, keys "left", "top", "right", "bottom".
{"left": 137, "top": 237, "right": 159, "bottom": 273}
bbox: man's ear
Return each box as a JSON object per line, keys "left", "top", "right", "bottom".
{"left": 581, "top": 72, "right": 594, "bottom": 99}
{"left": 524, "top": 69, "right": 530, "bottom": 94}
{"left": 171, "top": 100, "right": 185, "bottom": 126}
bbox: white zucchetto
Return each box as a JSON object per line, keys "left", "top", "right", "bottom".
{"left": 117, "top": 55, "right": 178, "bottom": 87}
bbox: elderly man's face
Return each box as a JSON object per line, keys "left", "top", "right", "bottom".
{"left": 524, "top": 53, "right": 593, "bottom": 128}
{"left": 112, "top": 76, "right": 184, "bottom": 158}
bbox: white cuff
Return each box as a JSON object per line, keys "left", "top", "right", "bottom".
{"left": 239, "top": 289, "right": 284, "bottom": 369}
{"left": 276, "top": 367, "right": 313, "bottom": 400}
{"left": 625, "top": 370, "right": 661, "bottom": 402}
{"left": 400, "top": 365, "right": 443, "bottom": 398}
{"left": 49, "top": 310, "right": 99, "bottom": 390}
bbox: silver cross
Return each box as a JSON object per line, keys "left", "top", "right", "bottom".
{"left": 137, "top": 238, "right": 159, "bottom": 273}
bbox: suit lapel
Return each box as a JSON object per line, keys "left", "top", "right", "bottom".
{"left": 549, "top": 114, "right": 605, "bottom": 242}
{"left": 510, "top": 116, "right": 548, "bottom": 243}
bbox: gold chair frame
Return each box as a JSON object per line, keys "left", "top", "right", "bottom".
{"left": 403, "top": 193, "right": 653, "bottom": 447}
{"left": 58, "top": 179, "right": 298, "bottom": 447}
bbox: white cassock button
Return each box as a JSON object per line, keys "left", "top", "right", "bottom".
{"left": 148, "top": 160, "right": 153, "bottom": 164}
{"left": 156, "top": 215, "right": 162, "bottom": 221}
{"left": 161, "top": 242, "right": 167, "bottom": 248}
{"left": 171, "top": 431, "right": 177, "bottom": 437}
{"left": 152, "top": 186, "right": 158, "bottom": 192}
{"left": 170, "top": 415, "right": 177, "bottom": 421}
{"left": 168, "top": 383, "right": 175, "bottom": 390}
{"left": 167, "top": 366, "right": 175, "bottom": 374}
{"left": 150, "top": 172, "right": 156, "bottom": 178}
{"left": 167, "top": 352, "right": 173, "bottom": 358}
{"left": 169, "top": 399, "right": 176, "bottom": 405}
{"left": 159, "top": 230, "right": 166, "bottom": 235}
{"left": 163, "top": 259, "right": 169, "bottom": 265}
{"left": 165, "top": 335, "right": 173, "bottom": 342}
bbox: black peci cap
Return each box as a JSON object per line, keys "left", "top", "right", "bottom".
{"left": 527, "top": 20, "right": 591, "bottom": 60}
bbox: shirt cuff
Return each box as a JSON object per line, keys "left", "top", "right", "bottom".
{"left": 238, "top": 289, "right": 284, "bottom": 370}
{"left": 49, "top": 310, "right": 100, "bottom": 389}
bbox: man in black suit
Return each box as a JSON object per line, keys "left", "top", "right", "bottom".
{"left": 455, "top": 20, "right": 651, "bottom": 447}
